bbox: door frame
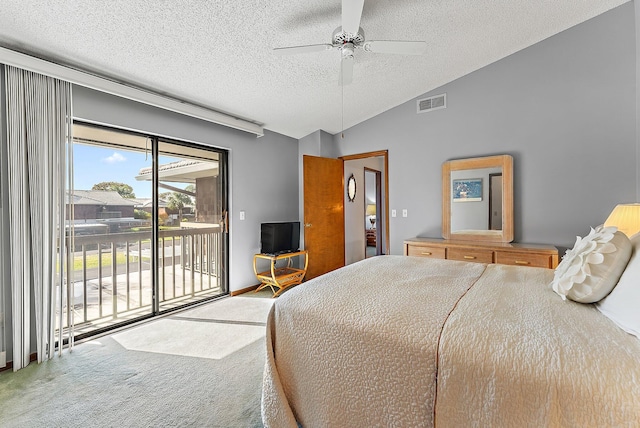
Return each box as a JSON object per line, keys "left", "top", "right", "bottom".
{"left": 364, "top": 167, "right": 382, "bottom": 256}
{"left": 340, "top": 150, "right": 389, "bottom": 256}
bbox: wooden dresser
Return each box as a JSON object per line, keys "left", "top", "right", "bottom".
{"left": 404, "top": 237, "right": 559, "bottom": 269}
{"left": 366, "top": 229, "right": 376, "bottom": 246}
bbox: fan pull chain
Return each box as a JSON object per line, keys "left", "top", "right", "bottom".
{"left": 341, "top": 82, "right": 344, "bottom": 139}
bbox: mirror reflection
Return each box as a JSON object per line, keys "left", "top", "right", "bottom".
{"left": 442, "top": 155, "right": 513, "bottom": 242}
{"left": 450, "top": 167, "right": 502, "bottom": 232}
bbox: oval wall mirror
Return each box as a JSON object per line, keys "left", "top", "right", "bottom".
{"left": 442, "top": 154, "right": 514, "bottom": 242}
{"left": 347, "top": 174, "right": 356, "bottom": 202}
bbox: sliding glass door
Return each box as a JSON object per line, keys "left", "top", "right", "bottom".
{"left": 63, "top": 123, "right": 228, "bottom": 340}
{"left": 154, "top": 141, "right": 227, "bottom": 312}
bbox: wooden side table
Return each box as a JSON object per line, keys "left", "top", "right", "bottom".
{"left": 253, "top": 250, "right": 308, "bottom": 297}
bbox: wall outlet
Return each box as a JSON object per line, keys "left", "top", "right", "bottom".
{"left": 239, "top": 211, "right": 245, "bottom": 220}
{"left": 391, "top": 209, "right": 397, "bottom": 218}
{"left": 402, "top": 209, "right": 408, "bottom": 217}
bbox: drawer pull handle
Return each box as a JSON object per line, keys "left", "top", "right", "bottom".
{"left": 421, "top": 252, "right": 432, "bottom": 256}
{"left": 463, "top": 255, "right": 476, "bottom": 260}
{"left": 515, "top": 260, "right": 530, "bottom": 265}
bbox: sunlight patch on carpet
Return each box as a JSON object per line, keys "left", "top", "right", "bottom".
{"left": 112, "top": 295, "right": 275, "bottom": 360}
{"left": 113, "top": 318, "right": 266, "bottom": 360}
{"left": 183, "top": 294, "right": 275, "bottom": 323}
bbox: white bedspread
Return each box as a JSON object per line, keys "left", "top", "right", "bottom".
{"left": 436, "top": 263, "right": 640, "bottom": 427}
{"left": 262, "top": 256, "right": 487, "bottom": 427}
{"left": 262, "top": 255, "right": 640, "bottom": 427}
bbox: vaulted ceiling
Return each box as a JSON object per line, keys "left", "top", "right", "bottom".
{"left": 0, "top": 0, "right": 629, "bottom": 138}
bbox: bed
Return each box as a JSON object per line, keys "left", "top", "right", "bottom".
{"left": 262, "top": 231, "right": 640, "bottom": 427}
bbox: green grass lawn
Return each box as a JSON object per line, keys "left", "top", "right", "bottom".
{"left": 63, "top": 252, "right": 137, "bottom": 272}
{"left": 63, "top": 234, "right": 180, "bottom": 272}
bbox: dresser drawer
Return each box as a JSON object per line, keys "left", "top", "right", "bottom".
{"left": 404, "top": 238, "right": 558, "bottom": 269}
{"left": 447, "top": 247, "right": 494, "bottom": 264}
{"left": 495, "top": 251, "right": 553, "bottom": 268}
{"left": 406, "top": 244, "right": 446, "bottom": 259}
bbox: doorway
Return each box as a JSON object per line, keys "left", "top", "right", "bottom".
{"left": 341, "top": 150, "right": 389, "bottom": 265}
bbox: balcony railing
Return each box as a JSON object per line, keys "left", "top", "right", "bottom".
{"left": 62, "top": 226, "right": 223, "bottom": 334}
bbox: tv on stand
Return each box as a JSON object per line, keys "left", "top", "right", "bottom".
{"left": 260, "top": 222, "right": 301, "bottom": 255}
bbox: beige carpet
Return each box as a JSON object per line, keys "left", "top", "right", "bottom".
{"left": 0, "top": 292, "right": 275, "bottom": 427}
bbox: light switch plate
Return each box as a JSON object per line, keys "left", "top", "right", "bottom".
{"left": 402, "top": 209, "right": 408, "bottom": 217}
{"left": 240, "top": 211, "right": 245, "bottom": 220}
{"left": 391, "top": 209, "right": 397, "bottom": 217}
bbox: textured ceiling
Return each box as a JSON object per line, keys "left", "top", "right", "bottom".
{"left": 0, "top": 0, "right": 629, "bottom": 139}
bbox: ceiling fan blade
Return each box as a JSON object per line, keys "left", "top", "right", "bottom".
{"left": 363, "top": 40, "right": 427, "bottom": 55}
{"left": 340, "top": 56, "right": 354, "bottom": 86}
{"left": 342, "top": 0, "right": 365, "bottom": 35}
{"left": 273, "top": 44, "right": 334, "bottom": 56}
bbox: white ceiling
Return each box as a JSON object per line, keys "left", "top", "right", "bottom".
{"left": 0, "top": 0, "right": 629, "bottom": 139}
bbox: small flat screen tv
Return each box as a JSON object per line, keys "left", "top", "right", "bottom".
{"left": 260, "top": 222, "right": 300, "bottom": 255}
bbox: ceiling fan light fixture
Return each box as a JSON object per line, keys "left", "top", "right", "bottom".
{"left": 341, "top": 42, "right": 355, "bottom": 59}
{"left": 272, "top": 0, "right": 426, "bottom": 85}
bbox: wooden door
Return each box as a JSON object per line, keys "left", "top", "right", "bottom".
{"left": 303, "top": 155, "right": 345, "bottom": 279}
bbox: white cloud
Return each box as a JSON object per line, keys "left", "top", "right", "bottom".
{"left": 103, "top": 152, "right": 126, "bottom": 163}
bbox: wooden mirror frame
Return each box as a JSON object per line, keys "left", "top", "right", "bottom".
{"left": 442, "top": 154, "right": 514, "bottom": 242}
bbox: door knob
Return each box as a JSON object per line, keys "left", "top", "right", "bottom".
{"left": 305, "top": 223, "right": 312, "bottom": 228}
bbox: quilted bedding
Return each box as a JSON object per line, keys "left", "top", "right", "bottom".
{"left": 262, "top": 255, "right": 640, "bottom": 427}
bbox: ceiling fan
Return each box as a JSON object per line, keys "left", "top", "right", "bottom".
{"left": 274, "top": 0, "right": 427, "bottom": 85}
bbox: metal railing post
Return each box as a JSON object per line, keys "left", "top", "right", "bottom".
{"left": 111, "top": 241, "right": 117, "bottom": 319}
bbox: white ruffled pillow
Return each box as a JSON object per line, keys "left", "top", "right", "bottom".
{"left": 596, "top": 233, "right": 640, "bottom": 338}
{"left": 550, "top": 225, "right": 631, "bottom": 303}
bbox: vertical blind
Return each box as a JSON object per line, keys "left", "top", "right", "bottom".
{"left": 4, "top": 65, "right": 73, "bottom": 371}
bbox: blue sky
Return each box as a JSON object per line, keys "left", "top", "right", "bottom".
{"left": 73, "top": 143, "right": 179, "bottom": 199}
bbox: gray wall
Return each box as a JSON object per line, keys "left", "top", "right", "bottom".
{"left": 332, "top": 2, "right": 636, "bottom": 255}
{"left": 73, "top": 86, "right": 300, "bottom": 292}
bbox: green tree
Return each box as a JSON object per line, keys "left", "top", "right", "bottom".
{"left": 166, "top": 192, "right": 192, "bottom": 222}
{"left": 92, "top": 181, "right": 136, "bottom": 199}
{"left": 133, "top": 209, "right": 151, "bottom": 220}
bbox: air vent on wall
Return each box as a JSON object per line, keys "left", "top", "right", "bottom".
{"left": 417, "top": 93, "right": 446, "bottom": 113}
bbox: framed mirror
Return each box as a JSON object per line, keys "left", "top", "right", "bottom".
{"left": 442, "top": 154, "right": 514, "bottom": 242}
{"left": 347, "top": 174, "right": 356, "bottom": 202}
